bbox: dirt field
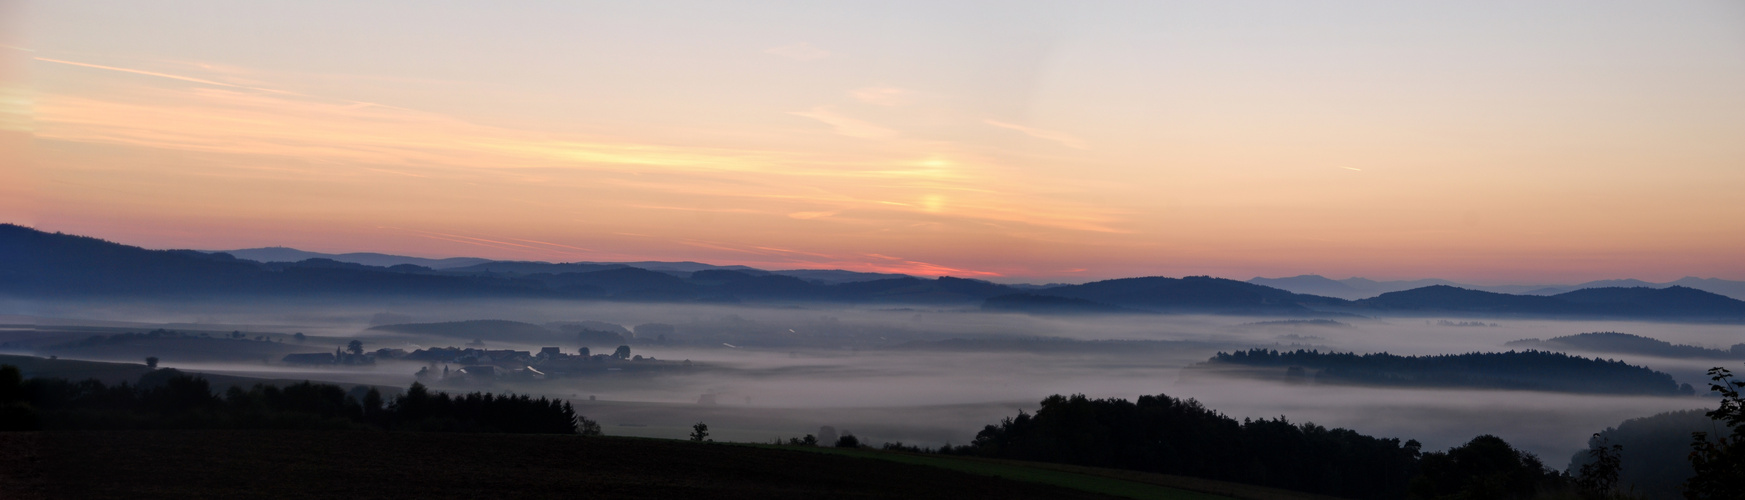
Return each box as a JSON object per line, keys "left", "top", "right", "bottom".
{"left": 0, "top": 430, "right": 1124, "bottom": 499}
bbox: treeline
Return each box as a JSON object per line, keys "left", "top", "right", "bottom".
{"left": 946, "top": 393, "right": 1619, "bottom": 500}
{"left": 51, "top": 328, "right": 281, "bottom": 349}
{"left": 950, "top": 393, "right": 1421, "bottom": 499}
{"left": 1567, "top": 409, "right": 1712, "bottom": 500}
{"left": 1204, "top": 348, "right": 1692, "bottom": 395}
{"left": 0, "top": 365, "right": 596, "bottom": 434}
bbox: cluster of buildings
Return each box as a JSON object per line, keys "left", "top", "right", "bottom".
{"left": 399, "top": 345, "right": 682, "bottom": 382}
{"left": 281, "top": 341, "right": 688, "bottom": 383}
{"left": 280, "top": 346, "right": 376, "bottom": 365}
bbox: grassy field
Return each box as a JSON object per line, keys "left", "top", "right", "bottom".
{"left": 757, "top": 445, "right": 1229, "bottom": 500}
{"left": 0, "top": 355, "right": 1332, "bottom": 499}
{"left": 0, "top": 431, "right": 1132, "bottom": 499}
{"left": 764, "top": 446, "right": 1341, "bottom": 500}
{"left": 0, "top": 354, "right": 154, "bottom": 384}
{"left": 0, "top": 354, "right": 401, "bottom": 394}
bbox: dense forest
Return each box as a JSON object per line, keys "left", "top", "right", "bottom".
{"left": 945, "top": 393, "right": 1595, "bottom": 500}
{"left": 1199, "top": 348, "right": 1693, "bottom": 395}
{"left": 0, "top": 364, "right": 594, "bottom": 434}
{"left": 950, "top": 393, "right": 1421, "bottom": 499}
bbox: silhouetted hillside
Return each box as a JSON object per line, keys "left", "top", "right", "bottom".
{"left": 1025, "top": 276, "right": 1344, "bottom": 314}
{"left": 957, "top": 393, "right": 1421, "bottom": 500}
{"left": 0, "top": 224, "right": 541, "bottom": 298}
{"left": 980, "top": 294, "right": 1144, "bottom": 314}
{"left": 1246, "top": 275, "right": 1364, "bottom": 299}
{"left": 1553, "top": 286, "right": 1745, "bottom": 318}
{"left": 1197, "top": 348, "right": 1691, "bottom": 395}
{"left": 767, "top": 269, "right": 913, "bottom": 284}
{"left": 1567, "top": 410, "right": 1713, "bottom": 500}
{"left": 443, "top": 261, "right": 633, "bottom": 276}
{"left": 1250, "top": 275, "right": 1471, "bottom": 299}
{"left": 545, "top": 267, "right": 699, "bottom": 300}
{"left": 1507, "top": 332, "right": 1745, "bottom": 359}
{"left": 831, "top": 277, "right": 1021, "bottom": 303}
{"left": 0, "top": 225, "right": 975, "bottom": 303}
{"left": 8, "top": 225, "right": 1745, "bottom": 319}
{"left": 214, "top": 247, "right": 493, "bottom": 269}
{"left": 1349, "top": 285, "right": 1745, "bottom": 320}
{"left": 1253, "top": 274, "right": 1745, "bottom": 301}
{"left": 1354, "top": 285, "right": 1572, "bottom": 313}
{"left": 696, "top": 271, "right": 823, "bottom": 298}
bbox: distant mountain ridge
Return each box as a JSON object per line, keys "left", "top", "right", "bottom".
{"left": 5, "top": 224, "right": 1743, "bottom": 322}
{"left": 0, "top": 224, "right": 999, "bottom": 303}
{"left": 214, "top": 247, "right": 910, "bottom": 285}
{"left": 212, "top": 247, "right": 494, "bottom": 269}
{"left": 1250, "top": 274, "right": 1745, "bottom": 301}
{"left": 1506, "top": 332, "right": 1745, "bottom": 360}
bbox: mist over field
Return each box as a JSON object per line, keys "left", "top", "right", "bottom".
{"left": 5, "top": 296, "right": 1733, "bottom": 463}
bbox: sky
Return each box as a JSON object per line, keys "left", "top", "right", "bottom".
{"left": 3, "top": 1, "right": 1743, "bottom": 284}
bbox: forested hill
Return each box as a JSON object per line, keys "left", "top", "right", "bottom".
{"left": 0, "top": 224, "right": 541, "bottom": 298}
{"left": 1196, "top": 348, "right": 1693, "bottom": 395}
{"left": 0, "top": 224, "right": 1018, "bottom": 303}
{"left": 1344, "top": 285, "right": 1745, "bottom": 320}
{"left": 1019, "top": 276, "right": 1345, "bottom": 315}
{"left": 985, "top": 279, "right": 1745, "bottom": 321}
{"left": 1507, "top": 332, "right": 1745, "bottom": 360}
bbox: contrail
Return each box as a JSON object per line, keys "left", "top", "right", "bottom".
{"left": 33, "top": 56, "right": 406, "bottom": 110}
{"left": 34, "top": 56, "right": 297, "bottom": 95}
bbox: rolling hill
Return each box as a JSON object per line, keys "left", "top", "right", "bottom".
{"left": 7, "top": 224, "right": 1744, "bottom": 321}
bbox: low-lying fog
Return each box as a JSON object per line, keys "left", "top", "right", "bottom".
{"left": 3, "top": 296, "right": 1739, "bottom": 463}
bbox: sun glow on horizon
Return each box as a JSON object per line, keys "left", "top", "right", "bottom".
{"left": 6, "top": 1, "right": 1744, "bottom": 283}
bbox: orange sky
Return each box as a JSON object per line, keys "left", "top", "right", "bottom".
{"left": 4, "top": 1, "right": 1744, "bottom": 283}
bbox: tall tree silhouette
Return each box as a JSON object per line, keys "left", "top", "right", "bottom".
{"left": 1685, "top": 367, "right": 1745, "bottom": 499}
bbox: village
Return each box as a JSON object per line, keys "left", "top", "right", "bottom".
{"left": 283, "top": 341, "right": 694, "bottom": 383}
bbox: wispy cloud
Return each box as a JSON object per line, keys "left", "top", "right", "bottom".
{"left": 983, "top": 119, "right": 1089, "bottom": 150}
{"left": 788, "top": 106, "right": 898, "bottom": 139}
{"left": 764, "top": 42, "right": 830, "bottom": 61}
{"left": 850, "top": 86, "right": 911, "bottom": 106}
{"left": 35, "top": 57, "right": 256, "bottom": 90}
{"left": 30, "top": 55, "right": 1135, "bottom": 268}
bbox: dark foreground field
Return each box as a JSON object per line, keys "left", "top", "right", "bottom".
{"left": 0, "top": 430, "right": 1130, "bottom": 499}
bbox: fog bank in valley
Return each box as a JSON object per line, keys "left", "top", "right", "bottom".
{"left": 2, "top": 296, "right": 1734, "bottom": 462}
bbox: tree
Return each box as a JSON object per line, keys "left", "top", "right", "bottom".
{"left": 578, "top": 415, "right": 603, "bottom": 436}
{"left": 690, "top": 421, "right": 709, "bottom": 442}
{"left": 1409, "top": 435, "right": 1558, "bottom": 500}
{"left": 613, "top": 345, "right": 631, "bottom": 360}
{"left": 578, "top": 347, "right": 590, "bottom": 357}
{"left": 362, "top": 388, "right": 383, "bottom": 418}
{"left": 835, "top": 433, "right": 860, "bottom": 448}
{"left": 1575, "top": 434, "right": 1622, "bottom": 500}
{"left": 1685, "top": 367, "right": 1745, "bottom": 499}
{"left": 0, "top": 364, "right": 36, "bottom": 431}
{"left": 293, "top": 332, "right": 306, "bottom": 343}
{"left": 347, "top": 340, "right": 364, "bottom": 356}
{"left": 145, "top": 356, "right": 159, "bottom": 369}
{"left": 0, "top": 365, "right": 21, "bottom": 403}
